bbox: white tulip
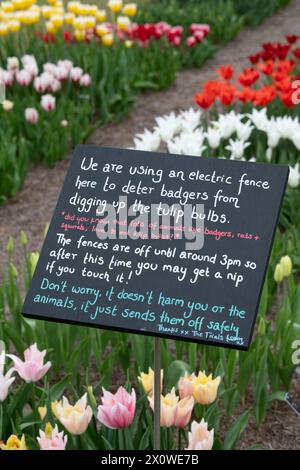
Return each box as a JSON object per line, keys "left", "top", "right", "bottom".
{"left": 134, "top": 129, "right": 161, "bottom": 152}
{"left": 205, "top": 127, "right": 222, "bottom": 149}
{"left": 248, "top": 108, "right": 269, "bottom": 131}
{"left": 236, "top": 121, "right": 254, "bottom": 141}
{"left": 180, "top": 107, "right": 202, "bottom": 132}
{"left": 266, "top": 148, "right": 273, "bottom": 162}
{"left": 225, "top": 139, "right": 250, "bottom": 160}
{"left": 288, "top": 163, "right": 300, "bottom": 188}
{"left": 0, "top": 350, "right": 15, "bottom": 402}
{"left": 266, "top": 127, "right": 281, "bottom": 148}
{"left": 7, "top": 56, "right": 19, "bottom": 71}
{"left": 155, "top": 112, "right": 182, "bottom": 142}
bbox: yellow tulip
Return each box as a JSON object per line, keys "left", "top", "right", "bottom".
{"left": 51, "top": 393, "right": 93, "bottom": 435}
{"left": 67, "top": 1, "right": 80, "bottom": 14}
{"left": 280, "top": 255, "right": 292, "bottom": 277}
{"left": 84, "top": 15, "right": 96, "bottom": 29}
{"left": 274, "top": 263, "right": 284, "bottom": 283}
{"left": 12, "top": 0, "right": 27, "bottom": 10}
{"left": 138, "top": 367, "right": 163, "bottom": 396}
{"left": 76, "top": 4, "right": 85, "bottom": 15}
{"left": 0, "top": 22, "right": 8, "bottom": 35}
{"left": 0, "top": 435, "right": 26, "bottom": 450}
{"left": 95, "top": 23, "right": 110, "bottom": 37}
{"left": 64, "top": 12, "right": 75, "bottom": 25}
{"left": 122, "top": 3, "right": 137, "bottom": 17}
{"left": 42, "top": 6, "right": 52, "bottom": 19}
{"left": 95, "top": 9, "right": 106, "bottom": 22}
{"left": 51, "top": 14, "right": 64, "bottom": 28}
{"left": 38, "top": 406, "right": 47, "bottom": 421}
{"left": 2, "top": 2, "right": 14, "bottom": 13}
{"left": 102, "top": 32, "right": 114, "bottom": 46}
{"left": 7, "top": 19, "right": 20, "bottom": 32}
{"left": 192, "top": 371, "right": 221, "bottom": 405}
{"left": 124, "top": 39, "right": 132, "bottom": 48}
{"left": 117, "top": 15, "right": 130, "bottom": 31}
{"left": 74, "top": 28, "right": 85, "bottom": 41}
{"left": 108, "top": 0, "right": 123, "bottom": 13}
{"left": 73, "top": 16, "right": 86, "bottom": 30}
{"left": 47, "top": 0, "right": 58, "bottom": 5}
{"left": 87, "top": 5, "right": 97, "bottom": 16}
{"left": 45, "top": 20, "right": 56, "bottom": 33}
{"left": 148, "top": 388, "right": 194, "bottom": 428}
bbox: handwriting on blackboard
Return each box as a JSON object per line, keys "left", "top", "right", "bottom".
{"left": 22, "top": 146, "right": 288, "bottom": 350}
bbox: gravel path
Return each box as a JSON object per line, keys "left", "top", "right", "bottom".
{"left": 0, "top": 0, "right": 300, "bottom": 450}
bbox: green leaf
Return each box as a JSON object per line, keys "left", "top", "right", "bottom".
{"left": 223, "top": 410, "right": 250, "bottom": 450}
{"left": 102, "top": 435, "right": 114, "bottom": 450}
{"left": 49, "top": 374, "right": 71, "bottom": 401}
{"left": 268, "top": 391, "right": 286, "bottom": 402}
{"left": 165, "top": 360, "right": 192, "bottom": 389}
{"left": 138, "top": 427, "right": 151, "bottom": 450}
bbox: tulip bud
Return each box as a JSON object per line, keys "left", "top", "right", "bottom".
{"left": 44, "top": 223, "right": 49, "bottom": 239}
{"left": 28, "top": 252, "right": 39, "bottom": 278}
{"left": 6, "top": 236, "right": 14, "bottom": 254}
{"left": 258, "top": 317, "right": 266, "bottom": 335}
{"left": 274, "top": 263, "right": 284, "bottom": 283}
{"left": 280, "top": 255, "right": 292, "bottom": 277}
{"left": 19, "top": 230, "right": 28, "bottom": 247}
{"left": 9, "top": 262, "right": 18, "bottom": 278}
{"left": 38, "top": 406, "right": 47, "bottom": 421}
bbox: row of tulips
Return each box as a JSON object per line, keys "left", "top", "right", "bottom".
{"left": 195, "top": 36, "right": 300, "bottom": 112}
{"left": 0, "top": 0, "right": 294, "bottom": 203}
{"left": 0, "top": 53, "right": 93, "bottom": 201}
{"left": 0, "top": 224, "right": 299, "bottom": 449}
{"left": 0, "top": 343, "right": 224, "bottom": 450}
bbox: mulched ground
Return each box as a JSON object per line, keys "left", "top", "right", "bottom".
{"left": 0, "top": 0, "right": 299, "bottom": 449}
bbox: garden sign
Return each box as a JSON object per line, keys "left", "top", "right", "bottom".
{"left": 22, "top": 145, "right": 288, "bottom": 351}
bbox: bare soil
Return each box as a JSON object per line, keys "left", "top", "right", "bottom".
{"left": 0, "top": 0, "right": 300, "bottom": 450}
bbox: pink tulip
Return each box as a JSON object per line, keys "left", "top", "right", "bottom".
{"left": 49, "top": 79, "right": 61, "bottom": 93}
{"left": 186, "top": 419, "right": 214, "bottom": 450}
{"left": 0, "top": 350, "right": 15, "bottom": 402}
{"left": 193, "top": 30, "right": 205, "bottom": 43}
{"left": 0, "top": 70, "right": 14, "bottom": 86}
{"left": 25, "top": 108, "right": 39, "bottom": 124}
{"left": 34, "top": 77, "right": 47, "bottom": 93}
{"left": 57, "top": 60, "right": 73, "bottom": 72}
{"left": 39, "top": 72, "right": 54, "bottom": 88}
{"left": 41, "top": 94, "right": 56, "bottom": 112}
{"left": 55, "top": 66, "right": 69, "bottom": 81}
{"left": 25, "top": 62, "right": 39, "bottom": 78}
{"left": 16, "top": 69, "right": 31, "bottom": 86}
{"left": 186, "top": 36, "right": 197, "bottom": 48}
{"left": 148, "top": 388, "right": 194, "bottom": 428}
{"left": 21, "top": 54, "right": 36, "bottom": 67}
{"left": 8, "top": 343, "right": 51, "bottom": 383}
{"left": 43, "top": 63, "right": 57, "bottom": 76}
{"left": 70, "top": 67, "right": 83, "bottom": 82}
{"left": 79, "top": 73, "right": 92, "bottom": 87}
{"left": 37, "top": 424, "right": 67, "bottom": 451}
{"left": 178, "top": 374, "right": 194, "bottom": 399}
{"left": 97, "top": 386, "right": 136, "bottom": 429}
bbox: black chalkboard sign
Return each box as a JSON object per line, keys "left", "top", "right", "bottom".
{"left": 22, "top": 146, "right": 289, "bottom": 350}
